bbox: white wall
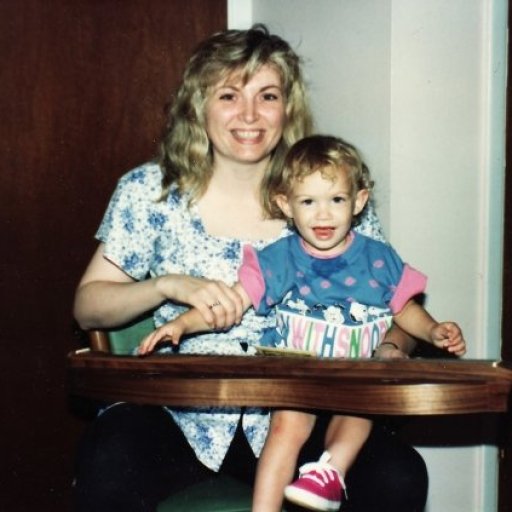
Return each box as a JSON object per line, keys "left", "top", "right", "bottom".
{"left": 228, "top": 1, "right": 508, "bottom": 511}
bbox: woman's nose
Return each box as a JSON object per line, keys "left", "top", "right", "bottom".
{"left": 240, "top": 98, "right": 258, "bottom": 123}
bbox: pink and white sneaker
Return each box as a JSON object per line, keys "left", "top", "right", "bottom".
{"left": 284, "top": 452, "right": 346, "bottom": 511}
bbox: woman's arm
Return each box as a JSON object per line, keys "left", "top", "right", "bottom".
{"left": 73, "top": 243, "right": 244, "bottom": 330}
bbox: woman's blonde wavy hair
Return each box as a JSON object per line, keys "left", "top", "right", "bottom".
{"left": 267, "top": 135, "right": 374, "bottom": 220}
{"left": 158, "top": 24, "right": 313, "bottom": 212}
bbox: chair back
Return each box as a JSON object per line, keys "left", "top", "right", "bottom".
{"left": 88, "top": 314, "right": 155, "bottom": 355}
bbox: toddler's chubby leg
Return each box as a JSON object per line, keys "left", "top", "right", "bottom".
{"left": 252, "top": 410, "right": 316, "bottom": 512}
{"left": 325, "top": 415, "right": 373, "bottom": 475}
{"left": 283, "top": 415, "right": 372, "bottom": 512}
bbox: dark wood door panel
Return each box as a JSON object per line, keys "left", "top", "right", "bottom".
{"left": 0, "top": 1, "right": 226, "bottom": 510}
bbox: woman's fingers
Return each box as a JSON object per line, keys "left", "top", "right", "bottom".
{"left": 159, "top": 275, "right": 243, "bottom": 327}
{"left": 156, "top": 274, "right": 245, "bottom": 331}
{"left": 192, "top": 280, "right": 244, "bottom": 329}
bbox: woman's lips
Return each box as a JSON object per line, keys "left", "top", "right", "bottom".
{"left": 232, "top": 129, "right": 264, "bottom": 144}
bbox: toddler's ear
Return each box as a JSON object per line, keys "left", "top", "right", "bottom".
{"left": 353, "top": 189, "right": 369, "bottom": 215}
{"left": 274, "top": 194, "right": 293, "bottom": 219}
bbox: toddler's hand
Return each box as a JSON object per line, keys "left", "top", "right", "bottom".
{"left": 430, "top": 322, "right": 466, "bottom": 356}
{"left": 137, "top": 320, "right": 185, "bottom": 355}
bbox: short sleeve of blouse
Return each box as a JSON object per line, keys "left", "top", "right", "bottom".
{"left": 96, "top": 164, "right": 165, "bottom": 280}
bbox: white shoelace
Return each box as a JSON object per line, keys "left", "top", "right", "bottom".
{"left": 297, "top": 451, "right": 347, "bottom": 495}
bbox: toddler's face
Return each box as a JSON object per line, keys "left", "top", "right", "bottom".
{"left": 276, "top": 169, "right": 368, "bottom": 256}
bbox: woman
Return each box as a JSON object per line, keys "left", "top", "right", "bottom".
{"left": 73, "top": 24, "right": 427, "bottom": 512}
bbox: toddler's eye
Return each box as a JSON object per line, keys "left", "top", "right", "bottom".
{"left": 300, "top": 198, "right": 313, "bottom": 206}
{"left": 332, "top": 196, "right": 346, "bottom": 204}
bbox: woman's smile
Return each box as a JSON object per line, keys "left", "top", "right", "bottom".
{"left": 231, "top": 129, "right": 266, "bottom": 144}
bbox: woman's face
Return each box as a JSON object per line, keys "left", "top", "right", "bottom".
{"left": 205, "top": 64, "right": 286, "bottom": 168}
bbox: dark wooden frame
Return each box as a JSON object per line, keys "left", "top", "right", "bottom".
{"left": 498, "top": 3, "right": 512, "bottom": 509}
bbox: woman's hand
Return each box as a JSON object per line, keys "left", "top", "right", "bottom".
{"left": 156, "top": 274, "right": 245, "bottom": 329}
{"left": 373, "top": 324, "right": 415, "bottom": 359}
{"left": 74, "top": 243, "right": 245, "bottom": 330}
{"left": 373, "top": 341, "right": 409, "bottom": 359}
{"left": 138, "top": 279, "right": 253, "bottom": 355}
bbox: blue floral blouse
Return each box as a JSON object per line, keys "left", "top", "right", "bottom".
{"left": 96, "top": 162, "right": 386, "bottom": 471}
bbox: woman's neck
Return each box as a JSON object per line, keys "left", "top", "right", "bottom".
{"left": 209, "top": 157, "right": 268, "bottom": 194}
{"left": 196, "top": 160, "right": 284, "bottom": 241}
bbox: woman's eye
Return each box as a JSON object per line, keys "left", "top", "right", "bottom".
{"left": 219, "top": 93, "right": 236, "bottom": 101}
{"left": 262, "top": 92, "right": 279, "bottom": 101}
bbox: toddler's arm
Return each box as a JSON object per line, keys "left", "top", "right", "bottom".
{"left": 138, "top": 282, "right": 252, "bottom": 355}
{"left": 393, "top": 300, "right": 466, "bottom": 356}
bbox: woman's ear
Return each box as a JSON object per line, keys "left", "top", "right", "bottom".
{"left": 353, "top": 189, "right": 369, "bottom": 216}
{"left": 274, "top": 194, "right": 293, "bottom": 219}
